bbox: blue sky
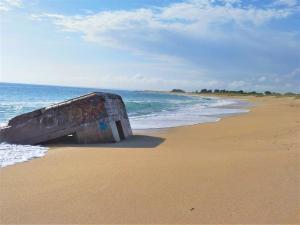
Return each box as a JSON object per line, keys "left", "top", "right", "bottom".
{"left": 0, "top": 0, "right": 300, "bottom": 92}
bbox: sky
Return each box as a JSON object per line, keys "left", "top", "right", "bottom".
{"left": 0, "top": 0, "right": 300, "bottom": 92}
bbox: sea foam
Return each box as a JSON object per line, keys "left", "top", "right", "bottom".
{"left": 130, "top": 98, "right": 249, "bottom": 129}
{"left": 0, "top": 83, "right": 250, "bottom": 167}
{"left": 0, "top": 143, "right": 48, "bottom": 168}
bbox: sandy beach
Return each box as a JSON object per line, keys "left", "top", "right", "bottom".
{"left": 0, "top": 96, "right": 299, "bottom": 224}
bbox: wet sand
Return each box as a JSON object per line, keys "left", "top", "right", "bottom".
{"left": 1, "top": 96, "right": 299, "bottom": 224}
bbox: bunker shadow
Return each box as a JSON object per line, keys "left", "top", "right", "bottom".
{"left": 45, "top": 135, "right": 165, "bottom": 149}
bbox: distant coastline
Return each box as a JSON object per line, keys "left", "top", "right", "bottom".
{"left": 145, "top": 88, "right": 300, "bottom": 99}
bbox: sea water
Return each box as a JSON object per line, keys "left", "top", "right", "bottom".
{"left": 0, "top": 83, "right": 249, "bottom": 167}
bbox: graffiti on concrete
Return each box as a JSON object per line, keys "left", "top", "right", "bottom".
{"left": 0, "top": 92, "right": 132, "bottom": 145}
{"left": 99, "top": 121, "right": 107, "bottom": 131}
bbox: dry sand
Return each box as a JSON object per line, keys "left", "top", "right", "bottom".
{"left": 1, "top": 96, "right": 299, "bottom": 224}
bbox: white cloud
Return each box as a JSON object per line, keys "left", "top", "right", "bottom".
{"left": 273, "top": 0, "right": 298, "bottom": 7}
{"left": 0, "top": 0, "right": 22, "bottom": 11}
{"left": 284, "top": 67, "right": 300, "bottom": 80}
{"left": 32, "top": 0, "right": 297, "bottom": 48}
{"left": 258, "top": 76, "right": 267, "bottom": 82}
{"left": 6, "top": 0, "right": 299, "bottom": 92}
{"left": 249, "top": 68, "right": 300, "bottom": 92}
{"left": 229, "top": 80, "right": 247, "bottom": 89}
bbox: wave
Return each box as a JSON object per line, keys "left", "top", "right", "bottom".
{"left": 0, "top": 143, "right": 48, "bottom": 168}
{"left": 0, "top": 84, "right": 250, "bottom": 167}
{"left": 130, "top": 99, "right": 249, "bottom": 129}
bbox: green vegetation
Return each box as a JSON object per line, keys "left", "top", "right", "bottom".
{"left": 171, "top": 89, "right": 186, "bottom": 93}
{"left": 192, "top": 89, "right": 300, "bottom": 98}
{"left": 170, "top": 88, "right": 299, "bottom": 98}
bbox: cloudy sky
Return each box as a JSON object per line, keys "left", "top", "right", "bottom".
{"left": 1, "top": 0, "right": 299, "bottom": 92}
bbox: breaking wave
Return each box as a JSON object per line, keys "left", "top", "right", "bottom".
{"left": 129, "top": 99, "right": 249, "bottom": 129}
{"left": 0, "top": 83, "right": 250, "bottom": 167}
{"left": 0, "top": 143, "right": 48, "bottom": 168}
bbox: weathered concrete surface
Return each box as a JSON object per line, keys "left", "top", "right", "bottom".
{"left": 0, "top": 92, "right": 132, "bottom": 145}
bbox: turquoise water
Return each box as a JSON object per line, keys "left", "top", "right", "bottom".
{"left": 0, "top": 82, "right": 248, "bottom": 167}
{"left": 0, "top": 83, "right": 248, "bottom": 128}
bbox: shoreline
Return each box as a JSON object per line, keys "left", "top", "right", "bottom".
{"left": 129, "top": 94, "right": 251, "bottom": 130}
{"left": 0, "top": 94, "right": 250, "bottom": 168}
{"left": 1, "top": 96, "right": 299, "bottom": 224}
{"left": 132, "top": 94, "right": 252, "bottom": 131}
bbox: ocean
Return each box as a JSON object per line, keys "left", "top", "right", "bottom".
{"left": 0, "top": 83, "right": 249, "bottom": 167}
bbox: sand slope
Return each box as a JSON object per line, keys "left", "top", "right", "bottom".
{"left": 1, "top": 96, "right": 299, "bottom": 224}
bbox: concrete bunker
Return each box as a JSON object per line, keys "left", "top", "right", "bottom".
{"left": 0, "top": 92, "right": 132, "bottom": 145}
